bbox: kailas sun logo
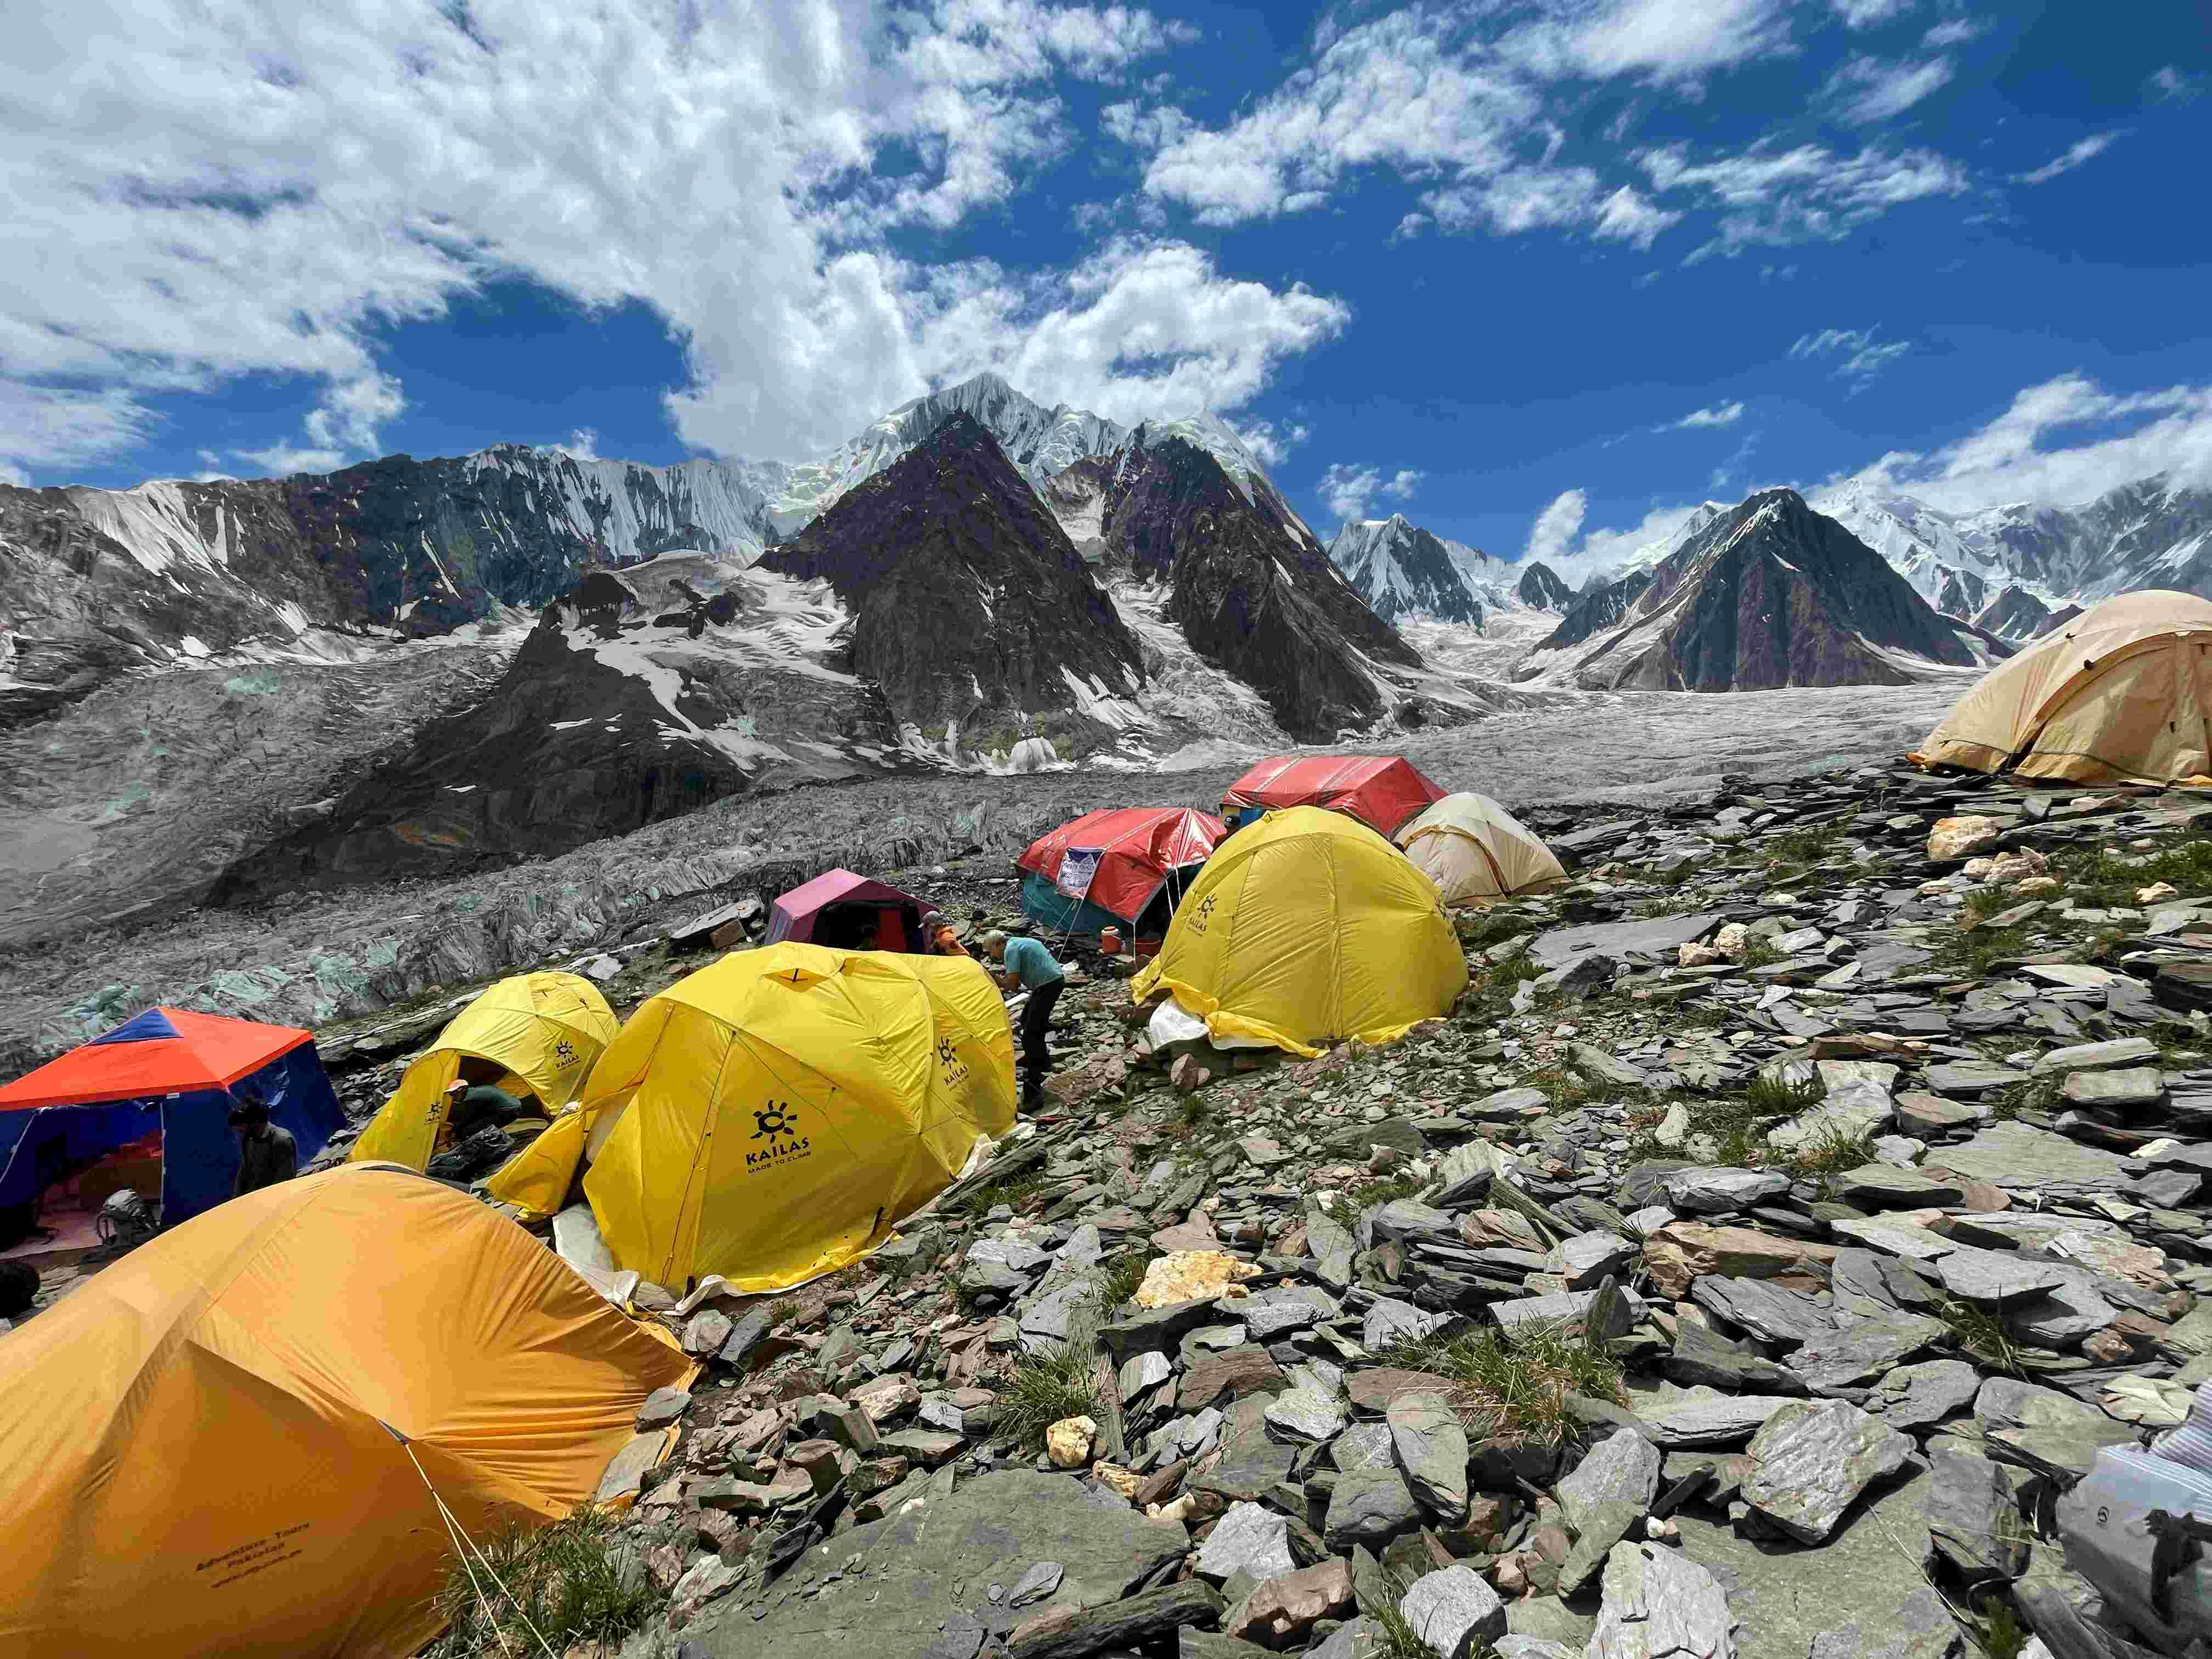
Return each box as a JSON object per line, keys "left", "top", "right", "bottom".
{"left": 554, "top": 1037, "right": 578, "bottom": 1067}
{"left": 1189, "top": 893, "right": 1218, "bottom": 935}
{"left": 935, "top": 1035, "right": 970, "bottom": 1088}
{"left": 745, "top": 1100, "right": 812, "bottom": 1171}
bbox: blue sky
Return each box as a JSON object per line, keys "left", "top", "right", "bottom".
{"left": 4, "top": 1, "right": 2207, "bottom": 574}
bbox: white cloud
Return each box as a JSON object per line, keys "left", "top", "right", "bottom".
{"left": 0, "top": 0, "right": 1321, "bottom": 482}
{"left": 2013, "top": 132, "right": 2122, "bottom": 185}
{"left": 1233, "top": 416, "right": 1312, "bottom": 467}
{"left": 1641, "top": 139, "right": 1971, "bottom": 258}
{"left": 1921, "top": 18, "right": 1985, "bottom": 47}
{"left": 1831, "top": 0, "right": 1915, "bottom": 26}
{"left": 1425, "top": 168, "right": 1681, "bottom": 249}
{"left": 0, "top": 460, "right": 27, "bottom": 487}
{"left": 1824, "top": 54, "right": 1954, "bottom": 124}
{"left": 1842, "top": 373, "right": 2212, "bottom": 511}
{"left": 1498, "top": 0, "right": 1798, "bottom": 83}
{"left": 2151, "top": 66, "right": 2202, "bottom": 102}
{"left": 1790, "top": 324, "right": 1911, "bottom": 390}
{"left": 1319, "top": 462, "right": 1423, "bottom": 523}
{"left": 546, "top": 428, "right": 602, "bottom": 462}
{"left": 1664, "top": 400, "right": 1745, "bottom": 430}
{"left": 1534, "top": 498, "right": 1713, "bottom": 586}
{"left": 1525, "top": 487, "right": 1589, "bottom": 565}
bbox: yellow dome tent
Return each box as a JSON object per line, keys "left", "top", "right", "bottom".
{"left": 580, "top": 944, "right": 1017, "bottom": 1294}
{"left": 1397, "top": 792, "right": 1567, "bottom": 905}
{"left": 349, "top": 972, "right": 618, "bottom": 1172}
{"left": 1130, "top": 805, "right": 1467, "bottom": 1057}
{"left": 1910, "top": 590, "right": 2212, "bottom": 784}
{"left": 0, "top": 1164, "right": 690, "bottom": 1658}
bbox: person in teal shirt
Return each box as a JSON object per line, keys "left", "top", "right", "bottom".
{"left": 984, "top": 931, "right": 1066, "bottom": 1113}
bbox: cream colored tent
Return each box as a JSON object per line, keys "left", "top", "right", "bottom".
{"left": 1396, "top": 793, "right": 1566, "bottom": 904}
{"left": 1910, "top": 591, "right": 2212, "bottom": 784}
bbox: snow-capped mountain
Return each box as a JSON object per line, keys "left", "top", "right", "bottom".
{"left": 1516, "top": 489, "right": 1992, "bottom": 691}
{"left": 1812, "top": 473, "right": 2212, "bottom": 634}
{"left": 1326, "top": 512, "right": 1579, "bottom": 625}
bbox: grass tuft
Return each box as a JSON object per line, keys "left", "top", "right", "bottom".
{"left": 956, "top": 1169, "right": 1049, "bottom": 1220}
{"left": 1968, "top": 1595, "right": 2030, "bottom": 1659}
{"left": 428, "top": 1507, "right": 656, "bottom": 1657}
{"left": 1937, "top": 1297, "right": 2024, "bottom": 1378}
{"left": 1762, "top": 824, "right": 1844, "bottom": 877}
{"left": 1791, "top": 1123, "right": 1876, "bottom": 1188}
{"left": 996, "top": 1309, "right": 1103, "bottom": 1450}
{"left": 1374, "top": 1320, "right": 1625, "bottom": 1446}
{"left": 1367, "top": 1569, "right": 1452, "bottom": 1659}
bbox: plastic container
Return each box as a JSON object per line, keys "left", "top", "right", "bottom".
{"left": 1099, "top": 927, "right": 1123, "bottom": 955}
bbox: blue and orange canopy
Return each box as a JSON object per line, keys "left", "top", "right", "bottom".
{"left": 0, "top": 1008, "right": 316, "bottom": 1111}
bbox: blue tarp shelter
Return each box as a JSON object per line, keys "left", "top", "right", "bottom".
{"left": 0, "top": 1008, "right": 343, "bottom": 1228}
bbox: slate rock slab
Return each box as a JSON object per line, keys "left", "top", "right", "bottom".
{"left": 1865, "top": 1359, "right": 1980, "bottom": 1431}
{"left": 1932, "top": 1245, "right": 2069, "bottom": 1310}
{"left": 1388, "top": 1390, "right": 1471, "bottom": 1522}
{"left": 1674, "top": 1466, "right": 1959, "bottom": 1659}
{"left": 1634, "top": 1391, "right": 1796, "bottom": 1449}
{"left": 1662, "top": 1167, "right": 1792, "bottom": 1215}
{"left": 1324, "top": 1465, "right": 1423, "bottom": 1551}
{"left": 1587, "top": 1541, "right": 1735, "bottom": 1659}
{"left": 1935, "top": 1122, "right": 2135, "bottom": 1194}
{"left": 1401, "top": 1564, "right": 1508, "bottom": 1659}
{"left": 1194, "top": 1500, "right": 1295, "bottom": 1583}
{"left": 1787, "top": 1316, "right": 1946, "bottom": 1392}
{"left": 1741, "top": 1400, "right": 1912, "bottom": 1544}
{"left": 1559, "top": 1427, "right": 1663, "bottom": 1533}
{"left": 1527, "top": 915, "right": 1724, "bottom": 970}
{"left": 696, "top": 1470, "right": 1187, "bottom": 1659}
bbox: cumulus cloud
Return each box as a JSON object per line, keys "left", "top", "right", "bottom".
{"left": 1824, "top": 55, "right": 1955, "bottom": 124}
{"left": 1497, "top": 0, "right": 1799, "bottom": 83}
{"left": 1922, "top": 18, "right": 1985, "bottom": 47}
{"left": 1841, "top": 372, "right": 2212, "bottom": 511}
{"left": 1524, "top": 487, "right": 1589, "bottom": 565}
{"left": 1321, "top": 462, "right": 1424, "bottom": 523}
{"left": 1831, "top": 0, "right": 1915, "bottom": 26}
{"left": 1664, "top": 400, "right": 1745, "bottom": 430}
{"left": 1790, "top": 324, "right": 1911, "bottom": 390}
{"left": 2013, "top": 132, "right": 2123, "bottom": 185}
{"left": 0, "top": 0, "right": 1333, "bottom": 482}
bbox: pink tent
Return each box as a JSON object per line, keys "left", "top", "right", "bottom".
{"left": 764, "top": 869, "right": 930, "bottom": 952}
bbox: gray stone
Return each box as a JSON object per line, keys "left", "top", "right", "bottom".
{"left": 1263, "top": 1389, "right": 1348, "bottom": 1444}
{"left": 1662, "top": 1166, "right": 1792, "bottom": 1215}
{"left": 1194, "top": 1500, "right": 1295, "bottom": 1583}
{"left": 1587, "top": 1541, "right": 1735, "bottom": 1659}
{"left": 1527, "top": 915, "right": 1724, "bottom": 970}
{"left": 1787, "top": 1316, "right": 1946, "bottom": 1391}
{"left": 1923, "top": 1451, "right": 2028, "bottom": 1581}
{"left": 1304, "top": 1196, "right": 1358, "bottom": 1286}
{"left": 1558, "top": 1427, "right": 1663, "bottom": 1533}
{"left": 1690, "top": 1277, "right": 1835, "bottom": 1348}
{"left": 1019, "top": 1280, "right": 1098, "bottom": 1351}
{"left": 1825, "top": 1165, "right": 1968, "bottom": 1209}
{"left": 1192, "top": 1422, "right": 1299, "bottom": 1502}
{"left": 1933, "top": 1245, "right": 2070, "bottom": 1309}
{"left": 1894, "top": 1092, "right": 1989, "bottom": 1135}
{"left": 1243, "top": 1288, "right": 1331, "bottom": 1340}
{"left": 1388, "top": 1390, "right": 1470, "bottom": 1522}
{"left": 1373, "top": 1199, "right": 1459, "bottom": 1245}
{"left": 1493, "top": 1285, "right": 1641, "bottom": 1339}
{"left": 1324, "top": 1464, "right": 1423, "bottom": 1550}
{"left": 1117, "top": 1350, "right": 1173, "bottom": 1403}
{"left": 1923, "top": 1061, "right": 2027, "bottom": 1095}
{"left": 1573, "top": 1042, "right": 1651, "bottom": 1090}
{"left": 1561, "top": 1502, "right": 1650, "bottom": 1596}
{"left": 1330, "top": 1421, "right": 1397, "bottom": 1472}
{"left": 1008, "top": 1560, "right": 1065, "bottom": 1608}
{"left": 2001, "top": 1261, "right": 2118, "bottom": 1346}
{"left": 720, "top": 1307, "right": 773, "bottom": 1367}
{"left": 1506, "top": 1596, "right": 1597, "bottom": 1646}
{"left": 1309, "top": 1617, "right": 1376, "bottom": 1659}
{"left": 1500, "top": 1641, "right": 1584, "bottom": 1659}
{"left": 1936, "top": 1122, "right": 2134, "bottom": 1194}
{"left": 637, "top": 1385, "right": 692, "bottom": 1429}
{"left": 1364, "top": 1295, "right": 1448, "bottom": 1350}
{"left": 1865, "top": 1359, "right": 1981, "bottom": 1431}
{"left": 1400, "top": 1565, "right": 1507, "bottom": 1658}
{"left": 1559, "top": 1230, "right": 1639, "bottom": 1288}
{"left": 593, "top": 1432, "right": 665, "bottom": 1503}
{"left": 2032, "top": 1038, "right": 2158, "bottom": 1075}
{"left": 1634, "top": 1391, "right": 1796, "bottom": 1449}
{"left": 1674, "top": 1466, "right": 1959, "bottom": 1659}
{"left": 1666, "top": 1321, "right": 1803, "bottom": 1394}
{"left": 1434, "top": 1138, "right": 1516, "bottom": 1206}
{"left": 1741, "top": 1399, "right": 1912, "bottom": 1543}
{"left": 682, "top": 1307, "right": 734, "bottom": 1356}
{"left": 696, "top": 1470, "right": 1188, "bottom": 1658}
{"left": 2061, "top": 1067, "right": 2165, "bottom": 1108}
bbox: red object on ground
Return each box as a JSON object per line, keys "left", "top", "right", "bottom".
{"left": 0, "top": 1008, "right": 315, "bottom": 1111}
{"left": 765, "top": 868, "right": 929, "bottom": 947}
{"left": 1017, "top": 808, "right": 1228, "bottom": 926}
{"left": 1219, "top": 755, "right": 1445, "bottom": 837}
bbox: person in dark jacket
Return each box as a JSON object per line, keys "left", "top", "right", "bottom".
{"left": 983, "top": 931, "right": 1065, "bottom": 1113}
{"left": 228, "top": 1091, "right": 297, "bottom": 1196}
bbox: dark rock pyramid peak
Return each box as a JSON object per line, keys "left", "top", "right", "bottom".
{"left": 1530, "top": 488, "right": 1982, "bottom": 691}
{"left": 1516, "top": 560, "right": 1572, "bottom": 611}
{"left": 761, "top": 412, "right": 1144, "bottom": 731}
{"left": 1092, "top": 432, "right": 1420, "bottom": 737}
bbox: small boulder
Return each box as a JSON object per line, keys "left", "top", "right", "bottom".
{"left": 1046, "top": 1415, "right": 1098, "bottom": 1469}
{"left": 1927, "top": 816, "right": 2003, "bottom": 862}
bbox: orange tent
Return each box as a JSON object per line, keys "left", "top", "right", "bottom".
{"left": 0, "top": 1163, "right": 691, "bottom": 1657}
{"left": 1220, "top": 754, "right": 1444, "bottom": 837}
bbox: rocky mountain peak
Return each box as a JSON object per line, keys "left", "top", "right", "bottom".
{"left": 760, "top": 411, "right": 1145, "bottom": 736}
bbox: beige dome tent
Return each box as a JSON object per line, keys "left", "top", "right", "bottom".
{"left": 1396, "top": 793, "right": 1566, "bottom": 904}
{"left": 1910, "top": 591, "right": 2212, "bottom": 784}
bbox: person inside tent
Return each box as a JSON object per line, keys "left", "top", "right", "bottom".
{"left": 983, "top": 930, "right": 1065, "bottom": 1113}
{"left": 228, "top": 1089, "right": 297, "bottom": 1196}
{"left": 922, "top": 910, "right": 969, "bottom": 958}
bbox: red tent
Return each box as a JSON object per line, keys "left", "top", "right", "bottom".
{"left": 1220, "top": 755, "right": 1444, "bottom": 837}
{"left": 1017, "top": 808, "right": 1227, "bottom": 930}
{"left": 765, "top": 869, "right": 929, "bottom": 951}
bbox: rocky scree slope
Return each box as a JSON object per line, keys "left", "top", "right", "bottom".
{"left": 210, "top": 759, "right": 2212, "bottom": 1659}
{"left": 1521, "top": 490, "right": 1992, "bottom": 691}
